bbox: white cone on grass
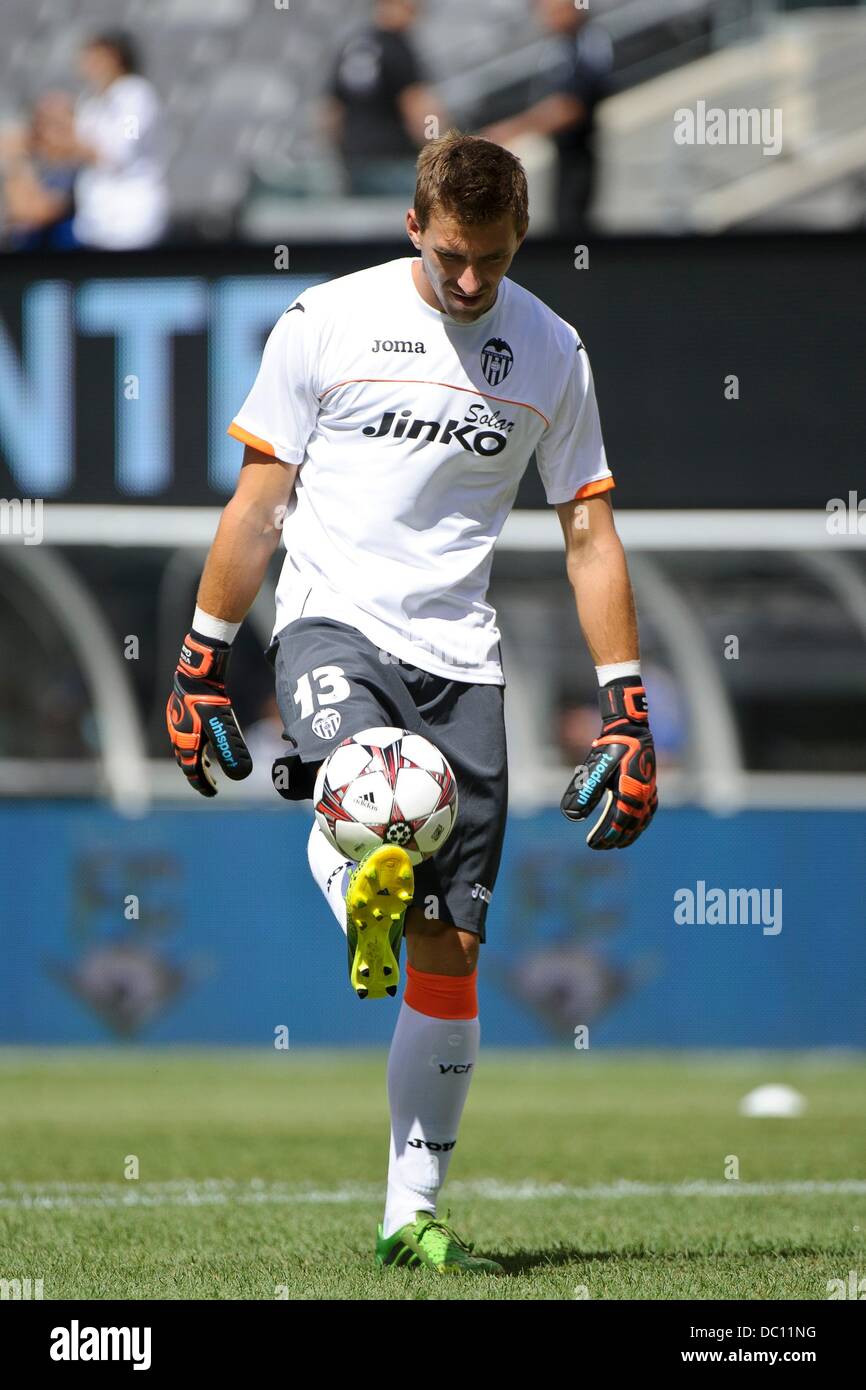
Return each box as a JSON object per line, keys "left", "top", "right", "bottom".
{"left": 738, "top": 1084, "right": 806, "bottom": 1118}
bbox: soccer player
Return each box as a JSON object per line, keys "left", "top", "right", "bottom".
{"left": 166, "top": 131, "right": 657, "bottom": 1276}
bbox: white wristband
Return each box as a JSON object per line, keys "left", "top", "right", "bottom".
{"left": 595, "top": 660, "right": 641, "bottom": 686}
{"left": 192, "top": 606, "right": 241, "bottom": 644}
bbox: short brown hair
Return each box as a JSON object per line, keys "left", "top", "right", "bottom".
{"left": 414, "top": 130, "right": 529, "bottom": 237}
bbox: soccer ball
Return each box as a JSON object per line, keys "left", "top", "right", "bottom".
{"left": 313, "top": 726, "right": 458, "bottom": 865}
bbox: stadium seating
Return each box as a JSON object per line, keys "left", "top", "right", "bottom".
{"left": 0, "top": 0, "right": 812, "bottom": 239}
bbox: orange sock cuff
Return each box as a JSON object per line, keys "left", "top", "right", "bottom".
{"left": 404, "top": 963, "right": 478, "bottom": 1020}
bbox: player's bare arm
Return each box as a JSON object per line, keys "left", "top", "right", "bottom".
{"left": 165, "top": 446, "right": 298, "bottom": 797}
{"left": 556, "top": 493, "right": 658, "bottom": 848}
{"left": 197, "top": 447, "right": 299, "bottom": 621}
{"left": 556, "top": 493, "right": 639, "bottom": 665}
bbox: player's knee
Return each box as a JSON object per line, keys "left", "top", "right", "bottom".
{"left": 458, "top": 932, "right": 480, "bottom": 973}
{"left": 405, "top": 908, "right": 479, "bottom": 972}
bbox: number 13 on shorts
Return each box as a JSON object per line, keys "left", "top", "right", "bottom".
{"left": 292, "top": 665, "right": 352, "bottom": 719}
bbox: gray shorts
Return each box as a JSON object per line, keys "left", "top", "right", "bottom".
{"left": 270, "top": 617, "right": 508, "bottom": 940}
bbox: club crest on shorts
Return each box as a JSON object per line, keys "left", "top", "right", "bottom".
{"left": 480, "top": 337, "right": 513, "bottom": 387}
{"left": 312, "top": 707, "right": 342, "bottom": 740}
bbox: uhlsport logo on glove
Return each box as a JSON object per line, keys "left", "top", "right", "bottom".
{"left": 207, "top": 714, "right": 238, "bottom": 768}
{"left": 572, "top": 750, "right": 615, "bottom": 807}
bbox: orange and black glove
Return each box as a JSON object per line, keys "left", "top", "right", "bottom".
{"left": 166, "top": 631, "right": 252, "bottom": 797}
{"left": 560, "top": 678, "right": 657, "bottom": 848}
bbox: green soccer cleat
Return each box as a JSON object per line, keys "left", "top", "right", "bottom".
{"left": 344, "top": 844, "right": 414, "bottom": 1000}
{"left": 375, "top": 1212, "right": 504, "bottom": 1275}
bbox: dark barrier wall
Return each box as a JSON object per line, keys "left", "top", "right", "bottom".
{"left": 0, "top": 235, "right": 862, "bottom": 510}
{"left": 2, "top": 803, "right": 863, "bottom": 1047}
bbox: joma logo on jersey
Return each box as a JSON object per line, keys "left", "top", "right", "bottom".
{"left": 372, "top": 338, "right": 426, "bottom": 353}
{"left": 362, "top": 403, "right": 514, "bottom": 456}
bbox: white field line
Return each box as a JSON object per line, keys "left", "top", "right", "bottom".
{"left": 0, "top": 1178, "right": 864, "bottom": 1212}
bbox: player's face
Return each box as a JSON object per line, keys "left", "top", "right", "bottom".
{"left": 407, "top": 210, "right": 524, "bottom": 323}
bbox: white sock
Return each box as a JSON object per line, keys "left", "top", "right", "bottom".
{"left": 306, "top": 822, "right": 353, "bottom": 935}
{"left": 383, "top": 998, "right": 480, "bottom": 1237}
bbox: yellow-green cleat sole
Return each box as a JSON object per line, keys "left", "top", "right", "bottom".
{"left": 345, "top": 845, "right": 414, "bottom": 1000}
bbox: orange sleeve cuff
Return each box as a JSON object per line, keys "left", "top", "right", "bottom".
{"left": 574, "top": 475, "right": 615, "bottom": 501}
{"left": 404, "top": 963, "right": 478, "bottom": 1020}
{"left": 226, "top": 421, "right": 276, "bottom": 456}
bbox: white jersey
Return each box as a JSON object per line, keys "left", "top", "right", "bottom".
{"left": 228, "top": 257, "right": 613, "bottom": 684}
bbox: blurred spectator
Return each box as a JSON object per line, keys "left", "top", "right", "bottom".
{"left": 482, "top": 0, "right": 612, "bottom": 233}
{"left": 38, "top": 31, "right": 169, "bottom": 249}
{"left": 0, "top": 93, "right": 78, "bottom": 250}
{"left": 323, "top": 0, "right": 446, "bottom": 196}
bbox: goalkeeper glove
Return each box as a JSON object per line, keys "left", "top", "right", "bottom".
{"left": 166, "top": 630, "right": 252, "bottom": 797}
{"left": 560, "top": 678, "right": 657, "bottom": 849}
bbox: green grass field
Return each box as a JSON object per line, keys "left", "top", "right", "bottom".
{"left": 1, "top": 1049, "right": 864, "bottom": 1300}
